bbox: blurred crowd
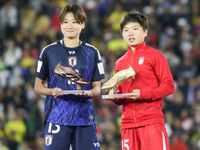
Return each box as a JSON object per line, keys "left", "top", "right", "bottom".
{"left": 0, "top": 0, "right": 199, "bottom": 150}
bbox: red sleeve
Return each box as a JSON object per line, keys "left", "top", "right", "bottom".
{"left": 140, "top": 51, "right": 175, "bottom": 100}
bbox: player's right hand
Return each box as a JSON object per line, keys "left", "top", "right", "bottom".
{"left": 52, "top": 87, "right": 63, "bottom": 98}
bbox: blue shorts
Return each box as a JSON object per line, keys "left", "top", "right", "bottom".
{"left": 44, "top": 122, "right": 101, "bottom": 150}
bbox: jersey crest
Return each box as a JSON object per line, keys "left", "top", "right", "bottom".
{"left": 138, "top": 56, "right": 144, "bottom": 65}
{"left": 45, "top": 135, "right": 53, "bottom": 146}
{"left": 68, "top": 56, "right": 77, "bottom": 67}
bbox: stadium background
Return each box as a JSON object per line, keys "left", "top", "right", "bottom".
{"left": 0, "top": 0, "right": 200, "bottom": 150}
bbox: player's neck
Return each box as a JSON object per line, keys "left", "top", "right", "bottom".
{"left": 129, "top": 46, "right": 136, "bottom": 53}
{"left": 63, "top": 38, "right": 81, "bottom": 48}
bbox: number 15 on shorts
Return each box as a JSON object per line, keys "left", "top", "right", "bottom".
{"left": 122, "top": 139, "right": 129, "bottom": 150}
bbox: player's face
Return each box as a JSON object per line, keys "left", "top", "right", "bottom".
{"left": 61, "top": 12, "right": 85, "bottom": 39}
{"left": 122, "top": 22, "right": 147, "bottom": 48}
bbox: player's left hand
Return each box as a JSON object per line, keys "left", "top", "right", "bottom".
{"left": 74, "top": 91, "right": 92, "bottom": 98}
{"left": 123, "top": 89, "right": 140, "bottom": 100}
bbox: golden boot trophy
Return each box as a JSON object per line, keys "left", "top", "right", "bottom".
{"left": 101, "top": 65, "right": 136, "bottom": 98}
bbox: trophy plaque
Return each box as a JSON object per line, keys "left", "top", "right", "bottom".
{"left": 53, "top": 90, "right": 91, "bottom": 95}
{"left": 53, "top": 62, "right": 90, "bottom": 95}
{"left": 101, "top": 65, "right": 136, "bottom": 99}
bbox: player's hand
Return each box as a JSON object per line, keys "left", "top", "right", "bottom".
{"left": 74, "top": 90, "right": 92, "bottom": 98}
{"left": 52, "top": 87, "right": 65, "bottom": 98}
{"left": 104, "top": 97, "right": 123, "bottom": 101}
{"left": 123, "top": 89, "right": 140, "bottom": 100}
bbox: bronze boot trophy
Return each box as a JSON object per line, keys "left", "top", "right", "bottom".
{"left": 53, "top": 62, "right": 91, "bottom": 94}
{"left": 101, "top": 65, "right": 136, "bottom": 99}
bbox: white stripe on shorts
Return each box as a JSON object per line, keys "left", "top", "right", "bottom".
{"left": 162, "top": 131, "right": 166, "bottom": 150}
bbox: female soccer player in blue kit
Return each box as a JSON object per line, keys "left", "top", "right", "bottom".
{"left": 34, "top": 4, "right": 105, "bottom": 150}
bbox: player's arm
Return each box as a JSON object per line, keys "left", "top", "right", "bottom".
{"left": 90, "top": 80, "right": 101, "bottom": 97}
{"left": 139, "top": 52, "right": 175, "bottom": 101}
{"left": 126, "top": 53, "right": 175, "bottom": 101}
{"left": 75, "top": 80, "right": 101, "bottom": 98}
{"left": 34, "top": 77, "right": 62, "bottom": 98}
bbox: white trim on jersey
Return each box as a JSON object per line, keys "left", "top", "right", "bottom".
{"left": 39, "top": 42, "right": 57, "bottom": 58}
{"left": 60, "top": 39, "right": 82, "bottom": 46}
{"left": 85, "top": 43, "right": 101, "bottom": 60}
{"left": 60, "top": 39, "right": 64, "bottom": 45}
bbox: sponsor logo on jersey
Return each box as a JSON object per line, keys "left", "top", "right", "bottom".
{"left": 138, "top": 56, "right": 144, "bottom": 65}
{"left": 68, "top": 56, "right": 77, "bottom": 67}
{"left": 68, "top": 51, "right": 75, "bottom": 55}
{"left": 45, "top": 135, "right": 53, "bottom": 146}
{"left": 93, "top": 143, "right": 100, "bottom": 147}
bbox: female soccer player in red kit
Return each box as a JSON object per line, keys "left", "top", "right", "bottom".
{"left": 110, "top": 11, "right": 175, "bottom": 150}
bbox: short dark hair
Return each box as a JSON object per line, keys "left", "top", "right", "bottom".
{"left": 120, "top": 10, "right": 149, "bottom": 33}
{"left": 59, "top": 4, "right": 87, "bottom": 24}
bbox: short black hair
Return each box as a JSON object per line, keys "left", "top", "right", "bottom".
{"left": 120, "top": 10, "right": 149, "bottom": 33}
{"left": 59, "top": 4, "right": 87, "bottom": 24}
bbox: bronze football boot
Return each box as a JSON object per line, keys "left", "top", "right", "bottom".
{"left": 54, "top": 62, "right": 90, "bottom": 90}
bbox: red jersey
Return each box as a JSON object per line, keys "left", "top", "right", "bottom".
{"left": 114, "top": 42, "right": 175, "bottom": 129}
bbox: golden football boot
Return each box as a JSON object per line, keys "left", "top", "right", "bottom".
{"left": 54, "top": 62, "right": 90, "bottom": 90}
{"left": 102, "top": 65, "right": 136, "bottom": 94}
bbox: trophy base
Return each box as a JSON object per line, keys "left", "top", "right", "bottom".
{"left": 53, "top": 90, "right": 91, "bottom": 95}
{"left": 102, "top": 93, "right": 133, "bottom": 99}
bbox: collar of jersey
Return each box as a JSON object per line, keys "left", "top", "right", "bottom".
{"left": 58, "top": 39, "right": 85, "bottom": 50}
{"left": 127, "top": 42, "right": 146, "bottom": 54}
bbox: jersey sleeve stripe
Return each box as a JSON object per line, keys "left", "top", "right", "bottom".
{"left": 39, "top": 42, "right": 57, "bottom": 58}
{"left": 85, "top": 43, "right": 101, "bottom": 60}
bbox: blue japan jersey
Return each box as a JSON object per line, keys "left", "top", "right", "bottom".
{"left": 36, "top": 40, "right": 105, "bottom": 126}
